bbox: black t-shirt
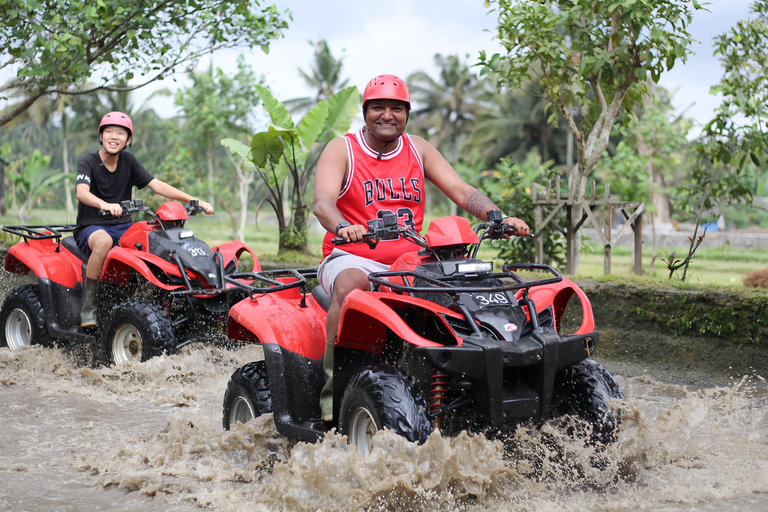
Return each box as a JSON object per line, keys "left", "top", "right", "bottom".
{"left": 74, "top": 151, "right": 154, "bottom": 236}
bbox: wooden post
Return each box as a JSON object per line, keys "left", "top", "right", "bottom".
{"left": 535, "top": 204, "right": 544, "bottom": 264}
{"left": 566, "top": 204, "right": 577, "bottom": 275}
{"left": 633, "top": 210, "right": 643, "bottom": 275}
{"left": 604, "top": 205, "right": 613, "bottom": 275}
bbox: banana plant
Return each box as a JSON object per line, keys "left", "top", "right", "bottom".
{"left": 223, "top": 84, "right": 358, "bottom": 253}
{"left": 11, "top": 149, "right": 71, "bottom": 221}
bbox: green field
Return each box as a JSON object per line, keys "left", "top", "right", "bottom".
{"left": 2, "top": 209, "right": 766, "bottom": 287}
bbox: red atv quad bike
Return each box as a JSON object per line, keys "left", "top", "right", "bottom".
{"left": 222, "top": 211, "right": 623, "bottom": 455}
{"left": 1, "top": 199, "right": 259, "bottom": 365}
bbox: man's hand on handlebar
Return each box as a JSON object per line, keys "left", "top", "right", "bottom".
{"left": 336, "top": 224, "right": 369, "bottom": 244}
{"left": 504, "top": 216, "right": 531, "bottom": 238}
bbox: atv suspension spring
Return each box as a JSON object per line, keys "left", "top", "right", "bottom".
{"left": 429, "top": 371, "right": 451, "bottom": 414}
{"left": 160, "top": 298, "right": 173, "bottom": 320}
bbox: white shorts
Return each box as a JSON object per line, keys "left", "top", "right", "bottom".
{"left": 317, "top": 248, "right": 390, "bottom": 296}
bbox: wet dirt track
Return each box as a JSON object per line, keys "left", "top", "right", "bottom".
{"left": 1, "top": 341, "right": 767, "bottom": 512}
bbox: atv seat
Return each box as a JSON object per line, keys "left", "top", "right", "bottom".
{"left": 62, "top": 236, "right": 89, "bottom": 264}
{"left": 311, "top": 286, "right": 331, "bottom": 311}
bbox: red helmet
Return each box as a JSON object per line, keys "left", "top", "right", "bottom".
{"left": 99, "top": 111, "right": 133, "bottom": 139}
{"left": 363, "top": 74, "right": 410, "bottom": 110}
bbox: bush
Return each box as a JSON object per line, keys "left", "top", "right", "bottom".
{"left": 743, "top": 268, "right": 768, "bottom": 288}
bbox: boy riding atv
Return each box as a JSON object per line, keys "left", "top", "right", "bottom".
{"left": 74, "top": 111, "right": 213, "bottom": 327}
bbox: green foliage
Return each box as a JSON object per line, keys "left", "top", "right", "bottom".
{"left": 223, "top": 85, "right": 359, "bottom": 253}
{"left": 0, "top": 0, "right": 290, "bottom": 127}
{"left": 595, "top": 95, "right": 689, "bottom": 207}
{"left": 480, "top": 0, "right": 699, "bottom": 191}
{"left": 583, "top": 281, "right": 768, "bottom": 344}
{"left": 10, "top": 149, "right": 70, "bottom": 219}
{"left": 479, "top": 153, "right": 566, "bottom": 268}
{"left": 691, "top": 0, "right": 768, "bottom": 211}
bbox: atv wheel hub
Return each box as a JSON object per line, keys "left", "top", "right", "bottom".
{"left": 348, "top": 407, "right": 378, "bottom": 456}
{"left": 229, "top": 396, "right": 256, "bottom": 427}
{"left": 5, "top": 309, "right": 32, "bottom": 350}
{"left": 112, "top": 324, "right": 143, "bottom": 364}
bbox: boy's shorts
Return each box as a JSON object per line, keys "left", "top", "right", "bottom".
{"left": 75, "top": 222, "right": 132, "bottom": 255}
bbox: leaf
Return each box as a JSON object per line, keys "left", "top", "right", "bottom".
{"left": 250, "top": 129, "right": 290, "bottom": 167}
{"left": 221, "top": 138, "right": 251, "bottom": 159}
{"left": 322, "top": 86, "right": 360, "bottom": 139}
{"left": 255, "top": 84, "right": 294, "bottom": 129}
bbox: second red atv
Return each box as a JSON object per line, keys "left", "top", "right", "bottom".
{"left": 1, "top": 200, "right": 258, "bottom": 365}
{"left": 222, "top": 211, "right": 623, "bottom": 454}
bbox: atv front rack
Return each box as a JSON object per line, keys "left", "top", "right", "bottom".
{"left": 369, "top": 263, "right": 562, "bottom": 336}
{"left": 368, "top": 262, "right": 562, "bottom": 295}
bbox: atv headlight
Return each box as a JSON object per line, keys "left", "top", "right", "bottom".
{"left": 457, "top": 262, "right": 493, "bottom": 274}
{"left": 180, "top": 230, "right": 194, "bottom": 239}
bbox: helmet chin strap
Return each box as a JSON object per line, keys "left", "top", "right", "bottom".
{"left": 376, "top": 137, "right": 399, "bottom": 160}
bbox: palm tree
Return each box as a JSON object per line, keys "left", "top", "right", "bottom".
{"left": 285, "top": 40, "right": 350, "bottom": 114}
{"left": 407, "top": 54, "right": 483, "bottom": 165}
{"left": 472, "top": 79, "right": 567, "bottom": 169}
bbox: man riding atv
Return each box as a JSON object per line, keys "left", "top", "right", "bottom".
{"left": 312, "top": 74, "right": 530, "bottom": 421}
{"left": 75, "top": 111, "right": 213, "bottom": 327}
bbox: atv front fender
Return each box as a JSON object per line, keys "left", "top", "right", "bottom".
{"left": 524, "top": 277, "right": 595, "bottom": 334}
{"left": 227, "top": 293, "right": 326, "bottom": 360}
{"left": 336, "top": 290, "right": 445, "bottom": 354}
{"left": 5, "top": 240, "right": 83, "bottom": 288}
{"left": 212, "top": 240, "right": 260, "bottom": 271}
{"left": 101, "top": 246, "right": 182, "bottom": 289}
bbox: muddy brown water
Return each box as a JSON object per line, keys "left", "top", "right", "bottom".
{"left": 1, "top": 344, "right": 767, "bottom": 511}
{"left": 1, "top": 260, "right": 768, "bottom": 510}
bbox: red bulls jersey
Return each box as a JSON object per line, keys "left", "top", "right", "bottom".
{"left": 321, "top": 128, "right": 425, "bottom": 265}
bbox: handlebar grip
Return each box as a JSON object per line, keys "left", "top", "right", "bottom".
{"left": 331, "top": 236, "right": 347, "bottom": 245}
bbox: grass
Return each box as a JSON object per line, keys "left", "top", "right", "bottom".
{"left": 3, "top": 208, "right": 766, "bottom": 288}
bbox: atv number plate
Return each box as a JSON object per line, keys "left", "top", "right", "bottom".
{"left": 471, "top": 292, "right": 511, "bottom": 307}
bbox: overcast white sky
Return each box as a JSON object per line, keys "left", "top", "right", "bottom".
{"left": 144, "top": 0, "right": 754, "bottom": 135}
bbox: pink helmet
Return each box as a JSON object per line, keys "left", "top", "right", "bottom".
{"left": 363, "top": 74, "right": 410, "bottom": 110}
{"left": 99, "top": 111, "right": 133, "bottom": 139}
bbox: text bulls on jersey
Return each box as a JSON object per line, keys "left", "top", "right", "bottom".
{"left": 363, "top": 178, "right": 422, "bottom": 207}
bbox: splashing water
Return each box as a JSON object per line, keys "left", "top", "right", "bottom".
{"left": 1, "top": 343, "right": 767, "bottom": 511}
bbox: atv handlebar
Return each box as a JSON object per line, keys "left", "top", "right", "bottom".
{"left": 331, "top": 212, "right": 426, "bottom": 250}
{"left": 98, "top": 199, "right": 207, "bottom": 220}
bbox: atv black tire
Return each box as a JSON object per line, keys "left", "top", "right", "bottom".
{"left": 339, "top": 364, "right": 433, "bottom": 456}
{"left": 101, "top": 298, "right": 176, "bottom": 365}
{"left": 0, "top": 285, "right": 52, "bottom": 350}
{"left": 222, "top": 361, "right": 272, "bottom": 430}
{"left": 552, "top": 358, "right": 624, "bottom": 445}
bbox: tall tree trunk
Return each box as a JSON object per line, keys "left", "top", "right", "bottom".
{"left": 637, "top": 80, "right": 671, "bottom": 225}
{"left": 207, "top": 137, "right": 215, "bottom": 207}
{"left": 0, "top": 160, "right": 6, "bottom": 216}
{"left": 62, "top": 113, "right": 74, "bottom": 215}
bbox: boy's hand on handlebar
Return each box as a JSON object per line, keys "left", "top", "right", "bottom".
{"left": 103, "top": 203, "right": 123, "bottom": 217}
{"left": 198, "top": 200, "right": 214, "bottom": 215}
{"left": 504, "top": 217, "right": 531, "bottom": 238}
{"left": 337, "top": 224, "right": 369, "bottom": 243}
